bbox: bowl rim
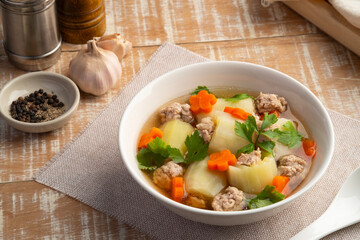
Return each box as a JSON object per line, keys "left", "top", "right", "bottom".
{"left": 0, "top": 71, "right": 80, "bottom": 128}
{"left": 119, "top": 61, "right": 335, "bottom": 216}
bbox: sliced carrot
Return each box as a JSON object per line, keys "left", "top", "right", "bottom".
{"left": 224, "top": 106, "right": 252, "bottom": 120}
{"left": 189, "top": 90, "right": 217, "bottom": 114}
{"left": 171, "top": 177, "right": 184, "bottom": 202}
{"left": 272, "top": 175, "right": 290, "bottom": 193}
{"left": 207, "top": 160, "right": 217, "bottom": 170}
{"left": 302, "top": 138, "right": 316, "bottom": 157}
{"left": 138, "top": 127, "right": 163, "bottom": 149}
{"left": 208, "top": 149, "right": 237, "bottom": 171}
{"left": 259, "top": 110, "right": 279, "bottom": 120}
{"left": 216, "top": 161, "right": 228, "bottom": 171}
{"left": 223, "top": 106, "right": 233, "bottom": 113}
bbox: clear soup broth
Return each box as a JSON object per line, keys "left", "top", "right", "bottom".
{"left": 136, "top": 87, "right": 315, "bottom": 211}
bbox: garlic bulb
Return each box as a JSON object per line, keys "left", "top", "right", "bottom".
{"left": 69, "top": 40, "right": 122, "bottom": 96}
{"left": 94, "top": 33, "right": 132, "bottom": 62}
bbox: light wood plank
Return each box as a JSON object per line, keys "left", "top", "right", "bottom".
{"left": 0, "top": 181, "right": 149, "bottom": 239}
{"left": 0, "top": 0, "right": 319, "bottom": 53}
{"left": 284, "top": 0, "right": 360, "bottom": 56}
{"left": 0, "top": 46, "right": 158, "bottom": 182}
{"left": 90, "top": 0, "right": 319, "bottom": 46}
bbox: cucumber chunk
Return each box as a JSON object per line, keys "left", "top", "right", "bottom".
{"left": 184, "top": 157, "right": 227, "bottom": 199}
{"left": 197, "top": 98, "right": 255, "bottom": 122}
{"left": 208, "top": 112, "right": 250, "bottom": 154}
{"left": 228, "top": 156, "right": 277, "bottom": 194}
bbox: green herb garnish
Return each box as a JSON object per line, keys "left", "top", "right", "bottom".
{"left": 246, "top": 185, "right": 285, "bottom": 209}
{"left": 137, "top": 148, "right": 161, "bottom": 171}
{"left": 262, "top": 121, "right": 303, "bottom": 149}
{"left": 237, "top": 143, "right": 255, "bottom": 154}
{"left": 137, "top": 130, "right": 209, "bottom": 170}
{"left": 257, "top": 141, "right": 275, "bottom": 155}
{"left": 191, "top": 86, "right": 213, "bottom": 95}
{"left": 225, "top": 93, "right": 253, "bottom": 102}
{"left": 235, "top": 112, "right": 303, "bottom": 155}
{"left": 235, "top": 116, "right": 258, "bottom": 143}
{"left": 137, "top": 137, "right": 181, "bottom": 170}
{"left": 184, "top": 130, "right": 209, "bottom": 164}
{"left": 235, "top": 113, "right": 277, "bottom": 155}
{"left": 259, "top": 112, "right": 278, "bottom": 131}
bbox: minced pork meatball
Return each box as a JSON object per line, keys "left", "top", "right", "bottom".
{"left": 184, "top": 194, "right": 208, "bottom": 209}
{"left": 159, "top": 102, "right": 194, "bottom": 123}
{"left": 278, "top": 154, "right": 307, "bottom": 177}
{"left": 212, "top": 186, "right": 247, "bottom": 211}
{"left": 153, "top": 161, "right": 183, "bottom": 191}
{"left": 237, "top": 148, "right": 262, "bottom": 167}
{"left": 196, "top": 117, "right": 215, "bottom": 143}
{"left": 255, "top": 92, "right": 288, "bottom": 114}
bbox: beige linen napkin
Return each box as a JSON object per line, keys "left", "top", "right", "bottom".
{"left": 35, "top": 42, "right": 360, "bottom": 240}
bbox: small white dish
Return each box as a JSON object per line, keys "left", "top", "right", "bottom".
{"left": 0, "top": 72, "right": 80, "bottom": 133}
{"left": 119, "top": 61, "right": 334, "bottom": 225}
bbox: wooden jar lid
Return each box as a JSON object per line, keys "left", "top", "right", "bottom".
{"left": 56, "top": 0, "right": 106, "bottom": 44}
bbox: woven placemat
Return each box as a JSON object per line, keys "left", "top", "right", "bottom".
{"left": 35, "top": 42, "right": 360, "bottom": 240}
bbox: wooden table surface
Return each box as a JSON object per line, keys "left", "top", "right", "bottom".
{"left": 1, "top": 0, "right": 360, "bottom": 239}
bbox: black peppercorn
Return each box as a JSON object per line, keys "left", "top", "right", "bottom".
{"left": 10, "top": 88, "right": 66, "bottom": 123}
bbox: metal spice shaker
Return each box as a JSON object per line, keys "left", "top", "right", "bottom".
{"left": 0, "top": 0, "right": 61, "bottom": 71}
{"left": 56, "top": 0, "right": 106, "bottom": 44}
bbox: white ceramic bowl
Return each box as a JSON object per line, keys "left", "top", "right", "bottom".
{"left": 0, "top": 72, "right": 80, "bottom": 133}
{"left": 119, "top": 61, "right": 334, "bottom": 226}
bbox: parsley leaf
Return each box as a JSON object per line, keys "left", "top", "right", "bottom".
{"left": 257, "top": 185, "right": 285, "bottom": 202}
{"left": 261, "top": 128, "right": 282, "bottom": 139}
{"left": 260, "top": 112, "right": 278, "bottom": 131}
{"left": 137, "top": 137, "right": 184, "bottom": 170}
{"left": 247, "top": 185, "right": 285, "bottom": 209}
{"left": 168, "top": 147, "right": 185, "bottom": 163}
{"left": 191, "top": 86, "right": 213, "bottom": 95}
{"left": 235, "top": 116, "right": 257, "bottom": 142}
{"left": 225, "top": 94, "right": 253, "bottom": 102}
{"left": 185, "top": 130, "right": 209, "bottom": 164}
{"left": 237, "top": 143, "right": 255, "bottom": 154}
{"left": 137, "top": 147, "right": 165, "bottom": 170}
{"left": 246, "top": 198, "right": 273, "bottom": 209}
{"left": 277, "top": 121, "right": 303, "bottom": 148}
{"left": 148, "top": 137, "right": 169, "bottom": 158}
{"left": 235, "top": 114, "right": 277, "bottom": 155}
{"left": 257, "top": 141, "right": 275, "bottom": 155}
{"left": 136, "top": 131, "right": 209, "bottom": 170}
{"left": 262, "top": 121, "right": 302, "bottom": 149}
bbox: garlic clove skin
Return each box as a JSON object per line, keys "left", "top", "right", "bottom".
{"left": 94, "top": 33, "right": 132, "bottom": 62}
{"left": 69, "top": 40, "right": 122, "bottom": 96}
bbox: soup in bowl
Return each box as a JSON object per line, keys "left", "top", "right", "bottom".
{"left": 119, "top": 61, "right": 334, "bottom": 225}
